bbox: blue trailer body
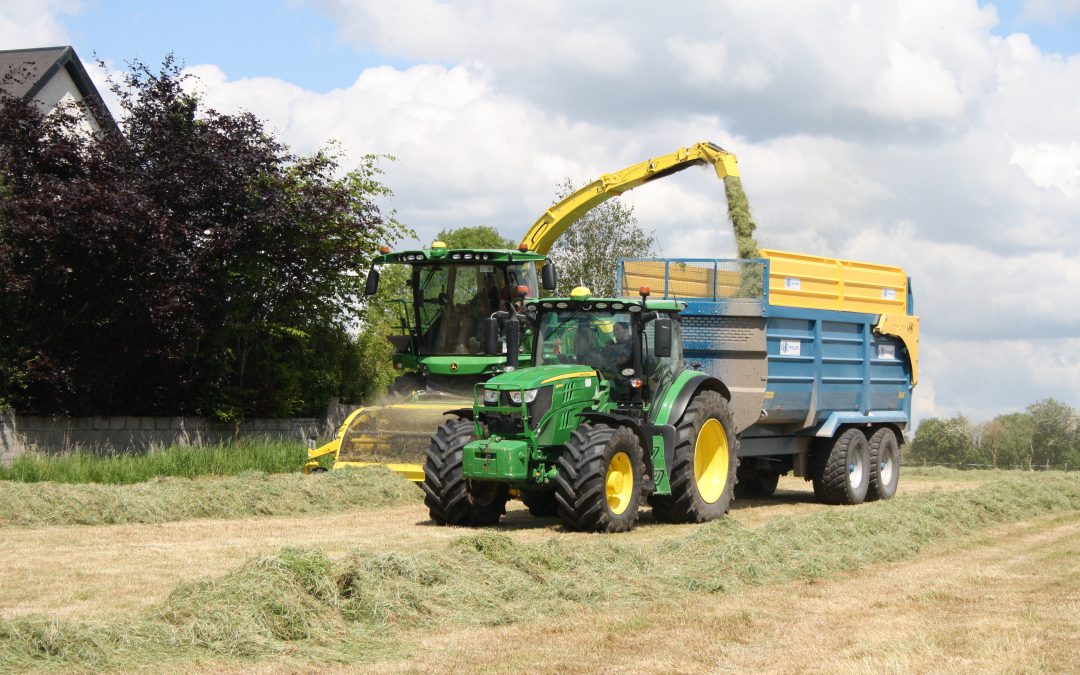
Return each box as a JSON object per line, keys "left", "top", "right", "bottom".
{"left": 619, "top": 255, "right": 917, "bottom": 480}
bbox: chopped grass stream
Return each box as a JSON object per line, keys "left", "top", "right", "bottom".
{"left": 1, "top": 473, "right": 1077, "bottom": 671}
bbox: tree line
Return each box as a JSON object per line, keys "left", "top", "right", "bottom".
{"left": 909, "top": 399, "right": 1080, "bottom": 469}
{"left": 0, "top": 57, "right": 407, "bottom": 418}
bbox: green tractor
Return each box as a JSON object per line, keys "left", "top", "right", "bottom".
{"left": 422, "top": 286, "right": 739, "bottom": 532}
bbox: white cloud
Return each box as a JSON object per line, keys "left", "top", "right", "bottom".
{"left": 1010, "top": 141, "right": 1080, "bottom": 197}
{"left": 0, "top": 0, "right": 76, "bottom": 49}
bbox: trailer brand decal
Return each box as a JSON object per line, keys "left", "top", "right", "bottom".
{"left": 780, "top": 339, "right": 801, "bottom": 356}
{"left": 878, "top": 345, "right": 896, "bottom": 360}
{"left": 784, "top": 277, "right": 801, "bottom": 290}
{"left": 882, "top": 288, "right": 897, "bottom": 300}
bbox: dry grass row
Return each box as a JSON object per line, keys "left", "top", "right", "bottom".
{"left": 0, "top": 473, "right": 1076, "bottom": 671}
{"left": 0, "top": 468, "right": 420, "bottom": 528}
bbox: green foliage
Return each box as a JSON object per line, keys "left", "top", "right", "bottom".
{"left": 0, "top": 57, "right": 408, "bottom": 417}
{"left": 546, "top": 178, "right": 656, "bottom": 297}
{"left": 355, "top": 264, "right": 411, "bottom": 402}
{"left": 913, "top": 398, "right": 1080, "bottom": 468}
{"left": 910, "top": 414, "right": 978, "bottom": 464}
{"left": 0, "top": 472, "right": 1076, "bottom": 670}
{"left": 434, "top": 225, "right": 516, "bottom": 249}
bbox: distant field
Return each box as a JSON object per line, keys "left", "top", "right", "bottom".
{"left": 0, "top": 470, "right": 1076, "bottom": 672}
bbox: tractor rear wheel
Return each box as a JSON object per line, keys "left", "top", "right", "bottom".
{"left": 652, "top": 390, "right": 738, "bottom": 523}
{"left": 422, "top": 418, "right": 509, "bottom": 526}
{"left": 866, "top": 427, "right": 900, "bottom": 501}
{"left": 811, "top": 427, "right": 870, "bottom": 505}
{"left": 555, "top": 424, "right": 644, "bottom": 533}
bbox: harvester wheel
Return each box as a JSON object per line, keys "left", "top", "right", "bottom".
{"left": 422, "top": 418, "right": 509, "bottom": 526}
{"left": 866, "top": 427, "right": 900, "bottom": 501}
{"left": 811, "top": 427, "right": 870, "bottom": 505}
{"left": 555, "top": 424, "right": 644, "bottom": 533}
{"left": 652, "top": 390, "right": 739, "bottom": 523}
{"left": 521, "top": 490, "right": 559, "bottom": 517}
{"left": 734, "top": 465, "right": 779, "bottom": 498}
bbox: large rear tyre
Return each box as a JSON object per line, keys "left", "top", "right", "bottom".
{"left": 811, "top": 427, "right": 870, "bottom": 505}
{"left": 555, "top": 424, "right": 644, "bottom": 533}
{"left": 866, "top": 427, "right": 900, "bottom": 501}
{"left": 734, "top": 464, "right": 780, "bottom": 498}
{"left": 422, "top": 418, "right": 509, "bottom": 526}
{"left": 521, "top": 490, "right": 559, "bottom": 517}
{"left": 651, "top": 390, "right": 739, "bottom": 523}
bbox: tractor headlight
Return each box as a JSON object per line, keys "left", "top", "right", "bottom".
{"left": 482, "top": 388, "right": 500, "bottom": 405}
{"left": 508, "top": 389, "right": 539, "bottom": 405}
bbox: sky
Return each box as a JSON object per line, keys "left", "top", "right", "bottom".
{"left": 2, "top": 0, "right": 1079, "bottom": 424}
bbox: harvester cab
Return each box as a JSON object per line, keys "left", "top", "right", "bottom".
{"left": 421, "top": 287, "right": 741, "bottom": 533}
{"left": 303, "top": 242, "right": 554, "bottom": 477}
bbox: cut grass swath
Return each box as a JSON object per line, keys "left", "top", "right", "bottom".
{"left": 0, "top": 473, "right": 1076, "bottom": 671}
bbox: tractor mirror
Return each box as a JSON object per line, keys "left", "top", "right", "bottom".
{"left": 505, "top": 319, "right": 520, "bottom": 370}
{"left": 482, "top": 317, "right": 501, "bottom": 355}
{"left": 364, "top": 268, "right": 380, "bottom": 296}
{"left": 654, "top": 317, "right": 673, "bottom": 358}
{"left": 541, "top": 263, "right": 557, "bottom": 291}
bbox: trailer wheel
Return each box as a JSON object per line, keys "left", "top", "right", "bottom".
{"left": 555, "top": 424, "right": 644, "bottom": 533}
{"left": 422, "top": 418, "right": 508, "bottom": 526}
{"left": 521, "top": 490, "right": 559, "bottom": 517}
{"left": 652, "top": 390, "right": 738, "bottom": 523}
{"left": 811, "top": 427, "right": 870, "bottom": 505}
{"left": 734, "top": 465, "right": 779, "bottom": 498}
{"left": 866, "top": 427, "right": 900, "bottom": 501}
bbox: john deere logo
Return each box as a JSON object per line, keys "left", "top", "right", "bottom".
{"left": 450, "top": 362, "right": 458, "bottom": 372}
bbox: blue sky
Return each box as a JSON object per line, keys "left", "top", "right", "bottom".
{"left": 66, "top": 0, "right": 415, "bottom": 91}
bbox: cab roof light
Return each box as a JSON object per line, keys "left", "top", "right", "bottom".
{"left": 379, "top": 245, "right": 391, "bottom": 254}
{"left": 431, "top": 241, "right": 448, "bottom": 249}
{"left": 518, "top": 243, "right": 530, "bottom": 252}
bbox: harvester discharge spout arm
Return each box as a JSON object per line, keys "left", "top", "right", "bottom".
{"left": 518, "top": 141, "right": 739, "bottom": 255}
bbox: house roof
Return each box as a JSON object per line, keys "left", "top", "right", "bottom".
{"left": 0, "top": 45, "right": 118, "bottom": 132}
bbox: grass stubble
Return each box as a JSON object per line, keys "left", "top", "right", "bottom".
{"left": 0, "top": 472, "right": 1076, "bottom": 672}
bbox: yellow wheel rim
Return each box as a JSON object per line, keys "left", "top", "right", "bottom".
{"left": 606, "top": 451, "right": 634, "bottom": 515}
{"left": 694, "top": 419, "right": 729, "bottom": 504}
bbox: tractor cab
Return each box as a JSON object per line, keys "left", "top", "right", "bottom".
{"left": 523, "top": 287, "right": 685, "bottom": 408}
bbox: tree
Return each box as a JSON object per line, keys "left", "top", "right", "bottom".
{"left": 0, "top": 56, "right": 406, "bottom": 417}
{"left": 545, "top": 178, "right": 656, "bottom": 297}
{"left": 910, "top": 415, "right": 978, "bottom": 465}
{"left": 434, "top": 225, "right": 515, "bottom": 250}
{"left": 1026, "top": 399, "right": 1079, "bottom": 468}
{"left": 978, "top": 413, "right": 1034, "bottom": 468}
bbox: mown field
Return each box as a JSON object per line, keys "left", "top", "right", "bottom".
{"left": 0, "top": 464, "right": 1076, "bottom": 673}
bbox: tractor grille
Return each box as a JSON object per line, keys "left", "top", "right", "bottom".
{"left": 480, "top": 411, "right": 524, "bottom": 436}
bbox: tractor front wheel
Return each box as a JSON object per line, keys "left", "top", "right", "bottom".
{"left": 422, "top": 418, "right": 509, "bottom": 526}
{"left": 652, "top": 390, "right": 738, "bottom": 523}
{"left": 555, "top": 424, "right": 644, "bottom": 533}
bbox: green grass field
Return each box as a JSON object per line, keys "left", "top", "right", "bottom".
{"left": 0, "top": 472, "right": 1076, "bottom": 672}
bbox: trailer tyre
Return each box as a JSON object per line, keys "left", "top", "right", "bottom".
{"left": 734, "top": 465, "right": 780, "bottom": 498}
{"left": 652, "top": 390, "right": 739, "bottom": 523}
{"left": 422, "top": 418, "right": 509, "bottom": 526}
{"left": 866, "top": 427, "right": 900, "bottom": 501}
{"left": 555, "top": 424, "right": 644, "bottom": 533}
{"left": 521, "top": 490, "right": 559, "bottom": 517}
{"left": 811, "top": 427, "right": 870, "bottom": 505}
